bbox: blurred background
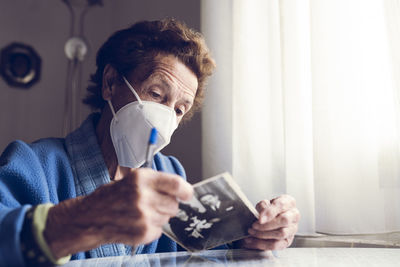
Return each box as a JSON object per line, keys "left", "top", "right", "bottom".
{"left": 1, "top": 0, "right": 400, "bottom": 244}
{"left": 0, "top": 0, "right": 203, "bottom": 182}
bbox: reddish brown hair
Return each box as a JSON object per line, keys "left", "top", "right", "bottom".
{"left": 83, "top": 18, "right": 216, "bottom": 120}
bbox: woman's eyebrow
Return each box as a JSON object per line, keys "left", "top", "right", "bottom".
{"left": 150, "top": 74, "right": 172, "bottom": 91}
{"left": 150, "top": 74, "right": 194, "bottom": 106}
{"left": 182, "top": 99, "right": 193, "bottom": 106}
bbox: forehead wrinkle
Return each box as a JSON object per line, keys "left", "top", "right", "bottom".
{"left": 145, "top": 74, "right": 194, "bottom": 109}
{"left": 152, "top": 65, "right": 197, "bottom": 97}
{"left": 149, "top": 73, "right": 195, "bottom": 102}
{"left": 152, "top": 73, "right": 171, "bottom": 88}
{"left": 150, "top": 73, "right": 172, "bottom": 91}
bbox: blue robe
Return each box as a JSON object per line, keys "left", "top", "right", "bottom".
{"left": 0, "top": 114, "right": 187, "bottom": 266}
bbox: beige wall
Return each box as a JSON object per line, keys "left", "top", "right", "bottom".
{"left": 0, "top": 0, "right": 202, "bottom": 183}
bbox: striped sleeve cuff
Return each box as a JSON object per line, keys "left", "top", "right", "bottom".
{"left": 20, "top": 204, "right": 71, "bottom": 266}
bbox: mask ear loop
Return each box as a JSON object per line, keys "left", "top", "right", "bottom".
{"left": 123, "top": 76, "right": 143, "bottom": 105}
{"left": 107, "top": 100, "right": 118, "bottom": 122}
{"left": 107, "top": 76, "right": 142, "bottom": 123}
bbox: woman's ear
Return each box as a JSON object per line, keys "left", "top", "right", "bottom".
{"left": 101, "top": 64, "right": 119, "bottom": 101}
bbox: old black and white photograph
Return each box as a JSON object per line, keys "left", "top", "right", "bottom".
{"left": 163, "top": 172, "right": 259, "bottom": 252}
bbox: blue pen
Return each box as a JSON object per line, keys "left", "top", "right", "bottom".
{"left": 144, "top": 127, "right": 158, "bottom": 168}
{"left": 131, "top": 128, "right": 157, "bottom": 255}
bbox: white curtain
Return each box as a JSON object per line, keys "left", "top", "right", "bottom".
{"left": 201, "top": 0, "right": 400, "bottom": 235}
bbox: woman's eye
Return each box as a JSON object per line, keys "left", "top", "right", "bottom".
{"left": 151, "top": 91, "right": 161, "bottom": 98}
{"left": 175, "top": 108, "right": 184, "bottom": 116}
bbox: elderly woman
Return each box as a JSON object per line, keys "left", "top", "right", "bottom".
{"left": 0, "top": 19, "right": 300, "bottom": 266}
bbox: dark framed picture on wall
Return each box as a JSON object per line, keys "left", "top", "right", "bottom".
{"left": 0, "top": 42, "right": 41, "bottom": 89}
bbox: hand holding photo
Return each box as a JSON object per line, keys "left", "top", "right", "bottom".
{"left": 162, "top": 172, "right": 259, "bottom": 251}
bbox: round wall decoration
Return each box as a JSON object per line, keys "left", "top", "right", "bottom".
{"left": 0, "top": 42, "right": 41, "bottom": 89}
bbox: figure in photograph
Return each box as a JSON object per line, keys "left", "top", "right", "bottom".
{"left": 199, "top": 193, "right": 234, "bottom": 215}
{"left": 169, "top": 203, "right": 212, "bottom": 251}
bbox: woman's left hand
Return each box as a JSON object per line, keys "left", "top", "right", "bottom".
{"left": 241, "top": 195, "right": 300, "bottom": 250}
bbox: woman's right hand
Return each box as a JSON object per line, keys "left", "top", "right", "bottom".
{"left": 43, "top": 168, "right": 193, "bottom": 259}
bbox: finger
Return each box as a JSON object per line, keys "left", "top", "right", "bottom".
{"left": 255, "top": 200, "right": 270, "bottom": 224}
{"left": 270, "top": 195, "right": 296, "bottom": 215}
{"left": 253, "top": 208, "right": 300, "bottom": 231}
{"left": 256, "top": 200, "right": 270, "bottom": 213}
{"left": 117, "top": 166, "right": 128, "bottom": 176}
{"left": 286, "top": 235, "right": 295, "bottom": 247}
{"left": 242, "top": 237, "right": 289, "bottom": 251}
{"left": 150, "top": 212, "right": 172, "bottom": 227}
{"left": 130, "top": 225, "right": 163, "bottom": 245}
{"left": 256, "top": 199, "right": 285, "bottom": 224}
{"left": 248, "top": 224, "right": 298, "bottom": 240}
{"left": 152, "top": 193, "right": 179, "bottom": 216}
{"left": 153, "top": 175, "right": 193, "bottom": 201}
{"left": 103, "top": 221, "right": 163, "bottom": 246}
{"left": 260, "top": 195, "right": 296, "bottom": 223}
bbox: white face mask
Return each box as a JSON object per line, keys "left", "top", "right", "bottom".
{"left": 107, "top": 76, "right": 178, "bottom": 168}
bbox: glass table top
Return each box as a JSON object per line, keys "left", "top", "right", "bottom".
{"left": 62, "top": 248, "right": 400, "bottom": 267}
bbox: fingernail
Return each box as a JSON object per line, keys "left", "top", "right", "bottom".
{"left": 248, "top": 228, "right": 255, "bottom": 235}
{"left": 261, "top": 200, "right": 268, "bottom": 208}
